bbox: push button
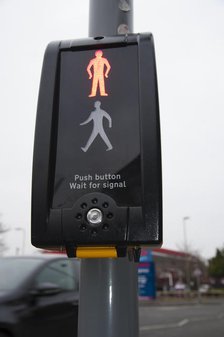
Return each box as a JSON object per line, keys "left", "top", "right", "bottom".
{"left": 87, "top": 208, "right": 103, "bottom": 225}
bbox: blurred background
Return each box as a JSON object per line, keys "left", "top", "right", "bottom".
{"left": 0, "top": 0, "right": 224, "bottom": 292}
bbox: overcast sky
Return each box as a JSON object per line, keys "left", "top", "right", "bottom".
{"left": 0, "top": 0, "right": 223, "bottom": 259}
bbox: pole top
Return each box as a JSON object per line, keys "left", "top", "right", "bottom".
{"left": 89, "top": 0, "right": 133, "bottom": 37}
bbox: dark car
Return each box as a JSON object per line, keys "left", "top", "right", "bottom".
{"left": 0, "top": 255, "right": 80, "bottom": 337}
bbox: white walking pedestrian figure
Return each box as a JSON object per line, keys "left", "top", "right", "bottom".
{"left": 80, "top": 101, "right": 113, "bottom": 152}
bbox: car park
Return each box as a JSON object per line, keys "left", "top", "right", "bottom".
{"left": 0, "top": 255, "right": 80, "bottom": 337}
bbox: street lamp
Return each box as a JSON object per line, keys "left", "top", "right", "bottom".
{"left": 15, "top": 227, "right": 26, "bottom": 255}
{"left": 183, "top": 216, "right": 190, "bottom": 252}
{"left": 182, "top": 216, "right": 190, "bottom": 289}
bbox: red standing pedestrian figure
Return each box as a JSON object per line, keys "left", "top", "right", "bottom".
{"left": 87, "top": 50, "right": 111, "bottom": 97}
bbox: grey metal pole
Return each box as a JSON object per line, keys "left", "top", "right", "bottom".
{"left": 78, "top": 1, "right": 139, "bottom": 337}
{"left": 78, "top": 258, "right": 139, "bottom": 337}
{"left": 89, "top": 0, "right": 133, "bottom": 36}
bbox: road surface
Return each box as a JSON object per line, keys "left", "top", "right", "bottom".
{"left": 139, "top": 300, "right": 224, "bottom": 337}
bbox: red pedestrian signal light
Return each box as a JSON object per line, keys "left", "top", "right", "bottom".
{"left": 87, "top": 50, "right": 111, "bottom": 97}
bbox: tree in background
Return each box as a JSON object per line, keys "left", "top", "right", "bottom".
{"left": 0, "top": 218, "right": 9, "bottom": 256}
{"left": 208, "top": 247, "right": 224, "bottom": 280}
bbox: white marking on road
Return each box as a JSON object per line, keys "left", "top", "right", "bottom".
{"left": 140, "top": 319, "right": 189, "bottom": 331}
{"left": 141, "top": 313, "right": 224, "bottom": 332}
{"left": 178, "top": 318, "right": 189, "bottom": 327}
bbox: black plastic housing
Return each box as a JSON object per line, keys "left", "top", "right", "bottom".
{"left": 31, "top": 33, "right": 162, "bottom": 253}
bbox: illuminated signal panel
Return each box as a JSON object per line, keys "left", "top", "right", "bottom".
{"left": 53, "top": 44, "right": 141, "bottom": 209}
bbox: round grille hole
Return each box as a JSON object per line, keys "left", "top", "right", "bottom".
{"left": 102, "top": 224, "right": 109, "bottom": 231}
{"left": 80, "top": 224, "right": 87, "bottom": 231}
{"left": 107, "top": 213, "right": 113, "bottom": 219}
{"left": 91, "top": 229, "right": 98, "bottom": 236}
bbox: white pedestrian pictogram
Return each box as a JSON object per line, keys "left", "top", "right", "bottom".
{"left": 80, "top": 101, "right": 113, "bottom": 152}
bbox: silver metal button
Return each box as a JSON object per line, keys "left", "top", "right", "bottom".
{"left": 87, "top": 208, "right": 103, "bottom": 225}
